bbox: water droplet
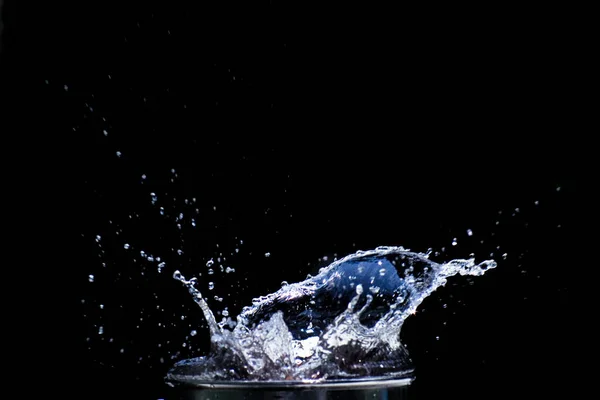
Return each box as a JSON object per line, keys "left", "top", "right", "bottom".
{"left": 225, "top": 267, "right": 235, "bottom": 274}
{"left": 208, "top": 269, "right": 214, "bottom": 275}
{"left": 502, "top": 253, "right": 508, "bottom": 260}
{"left": 64, "top": 84, "right": 69, "bottom": 91}
{"left": 222, "top": 309, "right": 229, "bottom": 317}
{"left": 98, "top": 326, "right": 104, "bottom": 335}
{"left": 190, "top": 330, "right": 197, "bottom": 336}
{"left": 467, "top": 229, "right": 473, "bottom": 236}
{"left": 116, "top": 151, "right": 122, "bottom": 158}
{"left": 177, "top": 249, "right": 183, "bottom": 255}
{"left": 356, "top": 284, "right": 364, "bottom": 295}
{"left": 95, "top": 235, "right": 102, "bottom": 242}
{"left": 369, "top": 286, "right": 380, "bottom": 294}
{"left": 378, "top": 268, "right": 387, "bottom": 276}
{"left": 208, "top": 282, "right": 215, "bottom": 290}
{"left": 265, "top": 252, "right": 271, "bottom": 258}
{"left": 99, "top": 304, "right": 104, "bottom": 309}
{"left": 206, "top": 259, "right": 214, "bottom": 267}
{"left": 451, "top": 238, "right": 458, "bottom": 246}
{"left": 88, "top": 275, "right": 94, "bottom": 282}
{"left": 124, "top": 244, "right": 130, "bottom": 249}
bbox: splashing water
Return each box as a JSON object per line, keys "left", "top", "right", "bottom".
{"left": 166, "top": 246, "right": 496, "bottom": 384}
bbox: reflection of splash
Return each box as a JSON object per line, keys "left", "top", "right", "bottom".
{"left": 169, "top": 246, "right": 496, "bottom": 383}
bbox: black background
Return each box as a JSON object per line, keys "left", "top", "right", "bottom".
{"left": 8, "top": 2, "right": 586, "bottom": 399}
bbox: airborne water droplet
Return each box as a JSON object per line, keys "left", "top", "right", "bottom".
{"left": 88, "top": 275, "right": 94, "bottom": 282}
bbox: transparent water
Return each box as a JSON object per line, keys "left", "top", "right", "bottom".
{"left": 167, "top": 246, "right": 496, "bottom": 384}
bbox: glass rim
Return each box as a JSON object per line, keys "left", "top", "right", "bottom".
{"left": 167, "top": 375, "right": 414, "bottom": 389}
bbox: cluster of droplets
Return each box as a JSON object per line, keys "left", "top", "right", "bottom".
{"left": 82, "top": 169, "right": 253, "bottom": 371}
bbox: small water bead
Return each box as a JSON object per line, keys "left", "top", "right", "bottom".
{"left": 265, "top": 252, "right": 271, "bottom": 258}
{"left": 98, "top": 326, "right": 104, "bottom": 335}
{"left": 208, "top": 282, "right": 215, "bottom": 290}
{"left": 99, "top": 304, "right": 104, "bottom": 309}
{"left": 116, "top": 151, "right": 122, "bottom": 158}
{"left": 222, "top": 309, "right": 229, "bottom": 317}
{"left": 225, "top": 267, "right": 235, "bottom": 274}
{"left": 356, "top": 284, "right": 364, "bottom": 295}
{"left": 467, "top": 229, "right": 473, "bottom": 236}
{"left": 379, "top": 268, "right": 386, "bottom": 276}
{"left": 208, "top": 269, "right": 214, "bottom": 275}
{"left": 177, "top": 249, "right": 183, "bottom": 255}
{"left": 190, "top": 330, "right": 197, "bottom": 336}
{"left": 206, "top": 259, "right": 214, "bottom": 268}
{"left": 124, "top": 244, "right": 130, "bottom": 250}
{"left": 88, "top": 275, "right": 94, "bottom": 282}
{"left": 95, "top": 235, "right": 101, "bottom": 242}
{"left": 452, "top": 238, "right": 458, "bottom": 246}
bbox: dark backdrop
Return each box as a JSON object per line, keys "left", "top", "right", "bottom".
{"left": 17, "top": 2, "right": 586, "bottom": 399}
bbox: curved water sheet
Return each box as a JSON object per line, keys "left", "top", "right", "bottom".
{"left": 166, "top": 246, "right": 496, "bottom": 385}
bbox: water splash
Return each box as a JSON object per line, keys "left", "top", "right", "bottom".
{"left": 167, "top": 246, "right": 496, "bottom": 383}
